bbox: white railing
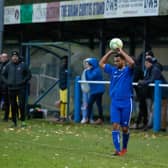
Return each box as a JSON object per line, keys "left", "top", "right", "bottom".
{"left": 78, "top": 80, "right": 168, "bottom": 87}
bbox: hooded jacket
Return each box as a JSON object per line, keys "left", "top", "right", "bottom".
{"left": 85, "top": 58, "right": 105, "bottom": 95}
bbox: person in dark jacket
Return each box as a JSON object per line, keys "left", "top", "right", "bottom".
{"left": 1, "top": 51, "right": 32, "bottom": 127}
{"left": 138, "top": 57, "right": 166, "bottom": 131}
{"left": 145, "top": 50, "right": 163, "bottom": 72}
{"left": 0, "top": 53, "right": 10, "bottom": 121}
{"left": 143, "top": 55, "right": 168, "bottom": 131}
{"left": 58, "top": 55, "right": 68, "bottom": 122}
{"left": 133, "top": 58, "right": 148, "bottom": 129}
{"left": 85, "top": 57, "right": 105, "bottom": 124}
{"left": 135, "top": 50, "right": 163, "bottom": 130}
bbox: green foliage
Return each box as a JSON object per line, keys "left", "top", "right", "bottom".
{"left": 0, "top": 120, "right": 168, "bottom": 168}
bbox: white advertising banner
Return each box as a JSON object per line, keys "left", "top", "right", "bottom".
{"left": 32, "top": 3, "right": 47, "bottom": 23}
{"left": 4, "top": 0, "right": 160, "bottom": 25}
{"left": 104, "top": 0, "right": 159, "bottom": 18}
{"left": 4, "top": 6, "right": 20, "bottom": 25}
{"left": 60, "top": 0, "right": 104, "bottom": 21}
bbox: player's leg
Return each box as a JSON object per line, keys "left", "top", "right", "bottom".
{"left": 121, "top": 126, "right": 129, "bottom": 155}
{"left": 110, "top": 101, "right": 121, "bottom": 155}
{"left": 120, "top": 98, "right": 133, "bottom": 154}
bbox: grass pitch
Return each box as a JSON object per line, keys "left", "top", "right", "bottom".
{"left": 0, "top": 119, "right": 168, "bottom": 168}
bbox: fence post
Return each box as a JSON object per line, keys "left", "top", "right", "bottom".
{"left": 153, "top": 80, "right": 161, "bottom": 132}
{"left": 74, "top": 76, "right": 81, "bottom": 123}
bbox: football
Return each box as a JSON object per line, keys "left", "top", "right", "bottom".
{"left": 109, "top": 38, "right": 123, "bottom": 50}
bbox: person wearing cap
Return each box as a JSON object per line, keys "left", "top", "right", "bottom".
{"left": 1, "top": 51, "right": 32, "bottom": 127}
{"left": 145, "top": 50, "right": 163, "bottom": 72}
{"left": 132, "top": 57, "right": 148, "bottom": 130}
{"left": 139, "top": 57, "right": 157, "bottom": 85}
{"left": 134, "top": 50, "right": 164, "bottom": 130}
{"left": 144, "top": 53, "right": 168, "bottom": 132}
{"left": 138, "top": 57, "right": 167, "bottom": 131}
{"left": 138, "top": 57, "right": 155, "bottom": 130}
{"left": 0, "top": 52, "right": 10, "bottom": 121}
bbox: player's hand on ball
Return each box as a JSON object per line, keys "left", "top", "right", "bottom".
{"left": 115, "top": 47, "right": 123, "bottom": 54}
{"left": 109, "top": 38, "right": 123, "bottom": 51}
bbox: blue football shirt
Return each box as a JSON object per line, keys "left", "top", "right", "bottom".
{"left": 104, "top": 64, "right": 133, "bottom": 100}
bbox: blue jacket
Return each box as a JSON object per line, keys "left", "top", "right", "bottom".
{"left": 85, "top": 58, "right": 105, "bottom": 95}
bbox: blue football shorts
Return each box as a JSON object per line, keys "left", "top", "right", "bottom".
{"left": 110, "top": 98, "right": 132, "bottom": 127}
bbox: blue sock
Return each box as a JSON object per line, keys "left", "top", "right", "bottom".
{"left": 122, "top": 132, "right": 130, "bottom": 149}
{"left": 112, "top": 130, "right": 120, "bottom": 152}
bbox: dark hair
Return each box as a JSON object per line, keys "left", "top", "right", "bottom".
{"left": 114, "top": 54, "right": 125, "bottom": 60}
{"left": 146, "top": 50, "right": 154, "bottom": 57}
{"left": 11, "top": 51, "right": 19, "bottom": 57}
{"left": 60, "top": 55, "right": 68, "bottom": 67}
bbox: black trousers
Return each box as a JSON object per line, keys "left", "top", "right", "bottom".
{"left": 135, "top": 86, "right": 151, "bottom": 126}
{"left": 136, "top": 97, "right": 148, "bottom": 126}
{"left": 8, "top": 88, "right": 26, "bottom": 124}
{"left": 87, "top": 92, "right": 104, "bottom": 120}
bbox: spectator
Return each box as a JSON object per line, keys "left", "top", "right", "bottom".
{"left": 161, "top": 85, "right": 168, "bottom": 132}
{"left": 0, "top": 54, "right": 3, "bottom": 110}
{"left": 135, "top": 50, "right": 163, "bottom": 131}
{"left": 146, "top": 52, "right": 168, "bottom": 131}
{"left": 58, "top": 55, "right": 68, "bottom": 122}
{"left": 145, "top": 50, "right": 163, "bottom": 72}
{"left": 1, "top": 51, "right": 32, "bottom": 127}
{"left": 85, "top": 57, "right": 105, "bottom": 124}
{"left": 138, "top": 57, "right": 166, "bottom": 131}
{"left": 0, "top": 53, "right": 10, "bottom": 121}
{"left": 80, "top": 58, "right": 93, "bottom": 124}
{"left": 145, "top": 52, "right": 168, "bottom": 131}
{"left": 133, "top": 58, "right": 148, "bottom": 129}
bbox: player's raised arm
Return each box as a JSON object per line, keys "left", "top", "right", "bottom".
{"left": 118, "top": 48, "right": 135, "bottom": 68}
{"left": 99, "top": 50, "right": 115, "bottom": 69}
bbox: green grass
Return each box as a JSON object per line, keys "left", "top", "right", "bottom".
{"left": 0, "top": 119, "right": 168, "bottom": 168}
